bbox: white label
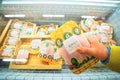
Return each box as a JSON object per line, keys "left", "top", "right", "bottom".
{"left": 101, "top": 26, "right": 110, "bottom": 30}
{"left": 54, "top": 52, "right": 60, "bottom": 59}
{"left": 63, "top": 36, "right": 81, "bottom": 54}
{"left": 101, "top": 37, "right": 108, "bottom": 43}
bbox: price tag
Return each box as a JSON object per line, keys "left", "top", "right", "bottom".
{"left": 101, "top": 26, "right": 110, "bottom": 30}
{"left": 63, "top": 36, "right": 81, "bottom": 54}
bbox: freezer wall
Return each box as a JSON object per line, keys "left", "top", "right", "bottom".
{"left": 107, "top": 7, "right": 120, "bottom": 46}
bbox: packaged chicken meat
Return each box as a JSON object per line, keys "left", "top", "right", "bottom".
{"left": 12, "top": 21, "right": 23, "bottom": 30}
{"left": 100, "top": 23, "right": 113, "bottom": 39}
{"left": 91, "top": 21, "right": 100, "bottom": 31}
{"left": 29, "top": 39, "right": 41, "bottom": 54}
{"left": 9, "top": 29, "right": 20, "bottom": 38}
{"left": 6, "top": 37, "right": 18, "bottom": 46}
{"left": 15, "top": 48, "right": 29, "bottom": 65}
{"left": 84, "top": 31, "right": 110, "bottom": 46}
{"left": 1, "top": 45, "right": 15, "bottom": 57}
{"left": 21, "top": 24, "right": 33, "bottom": 35}
{"left": 51, "top": 21, "right": 99, "bottom": 74}
{"left": 39, "top": 40, "right": 60, "bottom": 65}
{"left": 85, "top": 18, "right": 95, "bottom": 28}
{"left": 47, "top": 24, "right": 57, "bottom": 34}
{"left": 80, "top": 20, "right": 90, "bottom": 32}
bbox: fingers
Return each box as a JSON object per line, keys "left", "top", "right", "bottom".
{"left": 86, "top": 36, "right": 99, "bottom": 47}
{"left": 77, "top": 46, "right": 95, "bottom": 56}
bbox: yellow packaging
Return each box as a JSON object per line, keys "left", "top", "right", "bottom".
{"left": 51, "top": 21, "right": 81, "bottom": 48}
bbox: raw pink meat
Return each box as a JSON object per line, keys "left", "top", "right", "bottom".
{"left": 59, "top": 35, "right": 90, "bottom": 65}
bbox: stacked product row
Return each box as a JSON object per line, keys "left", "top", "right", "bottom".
{"left": 0, "top": 19, "right": 60, "bottom": 66}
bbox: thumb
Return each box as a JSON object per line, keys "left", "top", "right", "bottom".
{"left": 77, "top": 46, "right": 95, "bottom": 56}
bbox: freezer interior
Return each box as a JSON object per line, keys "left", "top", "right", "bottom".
{"left": 0, "top": 0, "right": 120, "bottom": 80}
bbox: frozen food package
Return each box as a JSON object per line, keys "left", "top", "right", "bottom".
{"left": 51, "top": 21, "right": 99, "bottom": 74}
{"left": 37, "top": 28, "right": 47, "bottom": 35}
{"left": 84, "top": 31, "right": 110, "bottom": 46}
{"left": 21, "top": 24, "right": 34, "bottom": 35}
{"left": 47, "top": 24, "right": 56, "bottom": 34}
{"left": 100, "top": 23, "right": 113, "bottom": 39}
{"left": 15, "top": 48, "right": 29, "bottom": 65}
{"left": 91, "top": 21, "right": 100, "bottom": 31}
{"left": 12, "top": 22, "right": 23, "bottom": 30}
{"left": 80, "top": 20, "right": 90, "bottom": 32}
{"left": 6, "top": 37, "right": 18, "bottom": 46}
{"left": 9, "top": 29, "right": 20, "bottom": 38}
{"left": 1, "top": 45, "right": 16, "bottom": 57}
{"left": 29, "top": 39, "right": 41, "bottom": 54}
{"left": 85, "top": 18, "right": 95, "bottom": 28}
{"left": 39, "top": 40, "right": 61, "bottom": 65}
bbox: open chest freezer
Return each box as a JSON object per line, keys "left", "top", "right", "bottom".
{"left": 0, "top": 0, "right": 120, "bottom": 80}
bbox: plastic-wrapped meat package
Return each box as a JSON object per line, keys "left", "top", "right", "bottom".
{"left": 39, "top": 40, "right": 60, "bottom": 65}
{"left": 30, "top": 39, "right": 41, "bottom": 54}
{"left": 95, "top": 31, "right": 110, "bottom": 45}
{"left": 91, "top": 22, "right": 100, "bottom": 31}
{"left": 50, "top": 21, "right": 99, "bottom": 74}
{"left": 15, "top": 48, "right": 29, "bottom": 65}
{"left": 10, "top": 29, "right": 20, "bottom": 38}
{"left": 59, "top": 35, "right": 98, "bottom": 74}
{"left": 7, "top": 37, "right": 18, "bottom": 46}
{"left": 85, "top": 18, "right": 94, "bottom": 28}
{"left": 2, "top": 46, "right": 15, "bottom": 57}
{"left": 60, "top": 35, "right": 90, "bottom": 65}
{"left": 100, "top": 23, "right": 113, "bottom": 39}
{"left": 80, "top": 20, "right": 90, "bottom": 32}
{"left": 84, "top": 31, "right": 110, "bottom": 45}
{"left": 13, "top": 22, "right": 22, "bottom": 30}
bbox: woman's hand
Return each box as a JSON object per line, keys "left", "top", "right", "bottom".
{"left": 77, "top": 36, "right": 108, "bottom": 61}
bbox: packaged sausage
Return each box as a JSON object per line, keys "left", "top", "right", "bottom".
{"left": 51, "top": 21, "right": 99, "bottom": 74}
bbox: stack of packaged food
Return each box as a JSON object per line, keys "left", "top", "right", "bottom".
{"left": 1, "top": 19, "right": 23, "bottom": 57}
{"left": 80, "top": 18, "right": 115, "bottom": 46}
{"left": 36, "top": 24, "right": 57, "bottom": 36}
{"left": 50, "top": 19, "right": 116, "bottom": 74}
{"left": 1, "top": 19, "right": 36, "bottom": 62}
{"left": 39, "top": 40, "right": 61, "bottom": 65}
{"left": 50, "top": 21, "right": 99, "bottom": 74}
